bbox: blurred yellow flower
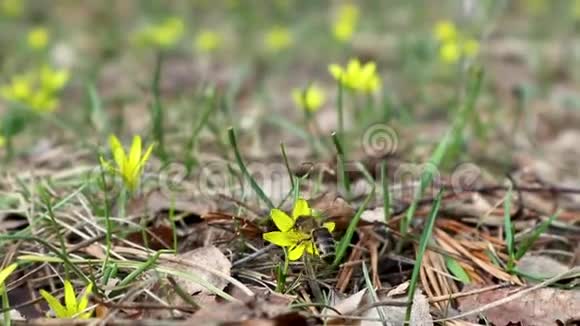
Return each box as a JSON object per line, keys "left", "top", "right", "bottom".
{"left": 0, "top": 66, "right": 69, "bottom": 112}
{"left": 0, "top": 0, "right": 23, "bottom": 17}
{"left": 463, "top": 39, "right": 479, "bottom": 58}
{"left": 40, "top": 280, "right": 93, "bottom": 319}
{"left": 332, "top": 3, "right": 359, "bottom": 42}
{"left": 439, "top": 42, "right": 460, "bottom": 64}
{"left": 133, "top": 17, "right": 184, "bottom": 48}
{"left": 433, "top": 20, "right": 480, "bottom": 64}
{"left": 434, "top": 20, "right": 457, "bottom": 42}
{"left": 27, "top": 27, "right": 49, "bottom": 50}
{"left": 264, "top": 26, "right": 293, "bottom": 52}
{"left": 100, "top": 135, "right": 154, "bottom": 193}
{"left": 292, "top": 84, "right": 325, "bottom": 112}
{"left": 0, "top": 136, "right": 5, "bottom": 147}
{"left": 329, "top": 59, "right": 381, "bottom": 93}
{"left": 195, "top": 29, "right": 221, "bottom": 53}
{"left": 526, "top": 0, "right": 548, "bottom": 15}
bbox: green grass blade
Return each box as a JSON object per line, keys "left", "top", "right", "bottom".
{"left": 332, "top": 187, "right": 374, "bottom": 268}
{"left": 361, "top": 262, "right": 386, "bottom": 323}
{"left": 401, "top": 67, "right": 483, "bottom": 239}
{"left": 405, "top": 190, "right": 443, "bottom": 323}
{"left": 381, "top": 161, "right": 391, "bottom": 222}
{"left": 331, "top": 131, "right": 350, "bottom": 197}
{"left": 87, "top": 83, "right": 108, "bottom": 136}
{"left": 503, "top": 185, "right": 515, "bottom": 270}
{"left": 515, "top": 210, "right": 559, "bottom": 260}
{"left": 150, "top": 52, "right": 167, "bottom": 160}
{"left": 228, "top": 127, "right": 275, "bottom": 210}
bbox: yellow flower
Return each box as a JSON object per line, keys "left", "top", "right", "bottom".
{"left": 101, "top": 135, "right": 154, "bottom": 193}
{"left": 433, "top": 21, "right": 480, "bottom": 64}
{"left": 195, "top": 29, "right": 221, "bottom": 53}
{"left": 27, "top": 27, "right": 49, "bottom": 50}
{"left": 439, "top": 42, "right": 460, "bottom": 64}
{"left": 0, "top": 136, "right": 5, "bottom": 147}
{"left": 264, "top": 26, "right": 293, "bottom": 52}
{"left": 133, "top": 17, "right": 184, "bottom": 48}
{"left": 0, "top": 263, "right": 17, "bottom": 292}
{"left": 39, "top": 280, "right": 93, "bottom": 319}
{"left": 434, "top": 20, "right": 457, "bottom": 42}
{"left": 332, "top": 3, "right": 359, "bottom": 42}
{"left": 292, "top": 84, "right": 325, "bottom": 112}
{"left": 1, "top": 0, "right": 23, "bottom": 17}
{"left": 40, "top": 65, "right": 70, "bottom": 92}
{"left": 463, "top": 38, "right": 479, "bottom": 58}
{"left": 263, "top": 198, "right": 335, "bottom": 261}
{"left": 0, "top": 66, "right": 69, "bottom": 113}
{"left": 329, "top": 58, "right": 381, "bottom": 93}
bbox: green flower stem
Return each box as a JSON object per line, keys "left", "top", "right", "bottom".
{"left": 151, "top": 52, "right": 167, "bottom": 161}
{"left": 332, "top": 131, "right": 350, "bottom": 198}
{"left": 381, "top": 161, "right": 391, "bottom": 222}
{"left": 228, "top": 127, "right": 274, "bottom": 210}
{"left": 98, "top": 160, "right": 112, "bottom": 271}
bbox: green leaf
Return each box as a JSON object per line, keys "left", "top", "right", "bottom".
{"left": 445, "top": 257, "right": 470, "bottom": 284}
{"left": 405, "top": 189, "right": 443, "bottom": 323}
{"left": 515, "top": 210, "right": 559, "bottom": 260}
{"left": 503, "top": 186, "right": 514, "bottom": 261}
{"left": 332, "top": 188, "right": 374, "bottom": 267}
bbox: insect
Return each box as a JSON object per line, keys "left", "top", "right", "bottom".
{"left": 293, "top": 215, "right": 336, "bottom": 263}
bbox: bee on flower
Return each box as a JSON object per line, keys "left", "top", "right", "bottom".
{"left": 263, "top": 198, "right": 335, "bottom": 261}
{"left": 39, "top": 280, "right": 94, "bottom": 319}
{"left": 264, "top": 26, "right": 293, "bottom": 52}
{"left": 100, "top": 135, "right": 154, "bottom": 193}
{"left": 292, "top": 84, "right": 325, "bottom": 113}
{"left": 329, "top": 58, "right": 381, "bottom": 93}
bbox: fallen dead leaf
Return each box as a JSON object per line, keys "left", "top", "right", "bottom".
{"left": 163, "top": 246, "right": 232, "bottom": 306}
{"left": 457, "top": 285, "right": 580, "bottom": 325}
{"left": 517, "top": 255, "right": 571, "bottom": 280}
{"left": 323, "top": 287, "right": 433, "bottom": 326}
{"left": 191, "top": 294, "right": 296, "bottom": 324}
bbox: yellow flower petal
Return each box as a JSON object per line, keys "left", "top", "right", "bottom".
{"left": 288, "top": 242, "right": 306, "bottom": 260}
{"left": 77, "top": 283, "right": 93, "bottom": 315}
{"left": 0, "top": 263, "right": 17, "bottom": 292}
{"left": 323, "top": 222, "right": 335, "bottom": 233}
{"left": 64, "top": 280, "right": 77, "bottom": 316}
{"left": 129, "top": 135, "right": 142, "bottom": 173}
{"left": 270, "top": 208, "right": 294, "bottom": 232}
{"left": 292, "top": 198, "right": 311, "bottom": 220}
{"left": 40, "top": 289, "right": 68, "bottom": 318}
{"left": 305, "top": 241, "right": 318, "bottom": 255}
{"left": 263, "top": 231, "right": 295, "bottom": 246}
{"left": 329, "top": 64, "right": 344, "bottom": 80}
{"left": 108, "top": 134, "right": 126, "bottom": 172}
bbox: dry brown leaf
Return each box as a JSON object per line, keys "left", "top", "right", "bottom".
{"left": 323, "top": 288, "right": 433, "bottom": 326}
{"left": 517, "top": 255, "right": 571, "bottom": 280}
{"left": 457, "top": 285, "right": 580, "bottom": 325}
{"left": 191, "top": 295, "right": 295, "bottom": 324}
{"left": 164, "top": 246, "right": 232, "bottom": 305}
